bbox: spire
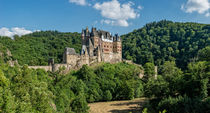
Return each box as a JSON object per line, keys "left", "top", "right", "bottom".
{"left": 82, "top": 29, "right": 85, "bottom": 37}
{"left": 85, "top": 27, "right": 89, "bottom": 37}
{"left": 86, "top": 26, "right": 89, "bottom": 32}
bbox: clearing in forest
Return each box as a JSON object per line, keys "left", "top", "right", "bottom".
{"left": 88, "top": 98, "right": 147, "bottom": 113}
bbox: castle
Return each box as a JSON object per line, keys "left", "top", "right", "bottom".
{"left": 29, "top": 27, "right": 122, "bottom": 72}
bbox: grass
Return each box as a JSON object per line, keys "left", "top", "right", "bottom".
{"left": 88, "top": 98, "right": 147, "bottom": 113}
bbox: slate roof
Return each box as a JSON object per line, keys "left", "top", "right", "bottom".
{"left": 65, "top": 47, "right": 77, "bottom": 55}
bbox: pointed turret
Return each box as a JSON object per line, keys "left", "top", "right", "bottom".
{"left": 85, "top": 27, "right": 89, "bottom": 37}
{"left": 82, "top": 29, "right": 85, "bottom": 37}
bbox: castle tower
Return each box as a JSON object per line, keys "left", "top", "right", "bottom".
{"left": 113, "top": 34, "right": 122, "bottom": 53}
{"left": 81, "top": 29, "right": 86, "bottom": 55}
{"left": 81, "top": 27, "right": 90, "bottom": 55}
{"left": 81, "top": 29, "right": 85, "bottom": 45}
{"left": 88, "top": 38, "right": 94, "bottom": 57}
{"left": 97, "top": 46, "right": 102, "bottom": 62}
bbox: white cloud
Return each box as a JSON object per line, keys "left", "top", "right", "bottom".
{"left": 11, "top": 27, "right": 33, "bottom": 36}
{"left": 138, "top": 5, "right": 143, "bottom": 10}
{"left": 94, "top": 0, "right": 139, "bottom": 27}
{"left": 0, "top": 27, "right": 33, "bottom": 38}
{"left": 0, "top": 27, "right": 14, "bottom": 38}
{"left": 101, "top": 19, "right": 129, "bottom": 27}
{"left": 69, "top": 0, "right": 87, "bottom": 6}
{"left": 181, "top": 0, "right": 210, "bottom": 16}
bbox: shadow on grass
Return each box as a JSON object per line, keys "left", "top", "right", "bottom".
{"left": 109, "top": 99, "right": 147, "bottom": 113}
{"left": 109, "top": 108, "right": 142, "bottom": 113}
{"left": 110, "top": 101, "right": 145, "bottom": 106}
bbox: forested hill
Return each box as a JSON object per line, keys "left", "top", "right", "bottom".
{"left": 122, "top": 20, "right": 210, "bottom": 69}
{"left": 0, "top": 31, "right": 81, "bottom": 65}
{"left": 0, "top": 20, "right": 209, "bottom": 68}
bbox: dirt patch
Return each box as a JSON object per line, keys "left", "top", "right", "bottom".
{"left": 88, "top": 98, "right": 147, "bottom": 113}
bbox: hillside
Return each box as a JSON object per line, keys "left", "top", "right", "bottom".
{"left": 0, "top": 31, "right": 81, "bottom": 66}
{"left": 122, "top": 20, "right": 210, "bottom": 69}
{"left": 0, "top": 60, "right": 144, "bottom": 113}
{"left": 0, "top": 43, "right": 13, "bottom": 64}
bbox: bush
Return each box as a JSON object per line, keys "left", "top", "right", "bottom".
{"left": 157, "top": 96, "right": 204, "bottom": 113}
{"left": 202, "top": 97, "right": 210, "bottom": 113}
{"left": 144, "top": 76, "right": 169, "bottom": 98}
{"left": 104, "top": 90, "right": 112, "bottom": 101}
{"left": 71, "top": 94, "right": 89, "bottom": 113}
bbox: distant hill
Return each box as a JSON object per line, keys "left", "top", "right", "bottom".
{"left": 0, "top": 31, "right": 81, "bottom": 65}
{"left": 121, "top": 20, "right": 210, "bottom": 69}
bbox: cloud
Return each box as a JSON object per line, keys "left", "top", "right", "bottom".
{"left": 101, "top": 19, "right": 129, "bottom": 27}
{"left": 94, "top": 0, "right": 139, "bottom": 27}
{"left": 0, "top": 27, "right": 33, "bottom": 38}
{"left": 69, "top": 0, "right": 87, "bottom": 6}
{"left": 181, "top": 0, "right": 210, "bottom": 17}
{"left": 0, "top": 28, "right": 14, "bottom": 38}
{"left": 138, "top": 5, "right": 143, "bottom": 10}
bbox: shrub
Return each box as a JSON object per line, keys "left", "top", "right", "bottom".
{"left": 157, "top": 96, "right": 204, "bottom": 113}
{"left": 104, "top": 90, "right": 112, "bottom": 101}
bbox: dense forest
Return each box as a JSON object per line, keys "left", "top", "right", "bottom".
{"left": 122, "top": 20, "right": 210, "bottom": 69}
{"left": 0, "top": 20, "right": 209, "bottom": 113}
{"left": 0, "top": 31, "right": 81, "bottom": 65}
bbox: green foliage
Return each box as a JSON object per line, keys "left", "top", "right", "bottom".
{"left": 74, "top": 63, "right": 144, "bottom": 101}
{"left": 157, "top": 96, "right": 204, "bottom": 113}
{"left": 142, "top": 108, "right": 148, "bottom": 113}
{"left": 143, "top": 62, "right": 155, "bottom": 81}
{"left": 144, "top": 60, "right": 209, "bottom": 113}
{"left": 184, "top": 62, "right": 209, "bottom": 98}
{"left": 144, "top": 76, "right": 169, "bottom": 98}
{"left": 122, "top": 20, "right": 210, "bottom": 69}
{"left": 104, "top": 90, "right": 112, "bottom": 101}
{"left": 0, "top": 43, "right": 12, "bottom": 64}
{"left": 71, "top": 94, "right": 89, "bottom": 113}
{"left": 198, "top": 46, "right": 210, "bottom": 61}
{"left": 0, "top": 31, "right": 81, "bottom": 65}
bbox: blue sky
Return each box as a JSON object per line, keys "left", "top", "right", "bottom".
{"left": 0, "top": 0, "right": 209, "bottom": 37}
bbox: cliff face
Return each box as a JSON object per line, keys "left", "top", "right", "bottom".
{"left": 0, "top": 44, "right": 18, "bottom": 66}
{"left": 0, "top": 44, "right": 9, "bottom": 63}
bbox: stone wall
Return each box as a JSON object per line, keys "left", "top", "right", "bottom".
{"left": 103, "top": 52, "right": 122, "bottom": 63}
{"left": 76, "top": 55, "right": 90, "bottom": 68}
{"left": 65, "top": 54, "right": 80, "bottom": 67}
{"left": 29, "top": 64, "right": 72, "bottom": 73}
{"left": 28, "top": 66, "right": 52, "bottom": 71}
